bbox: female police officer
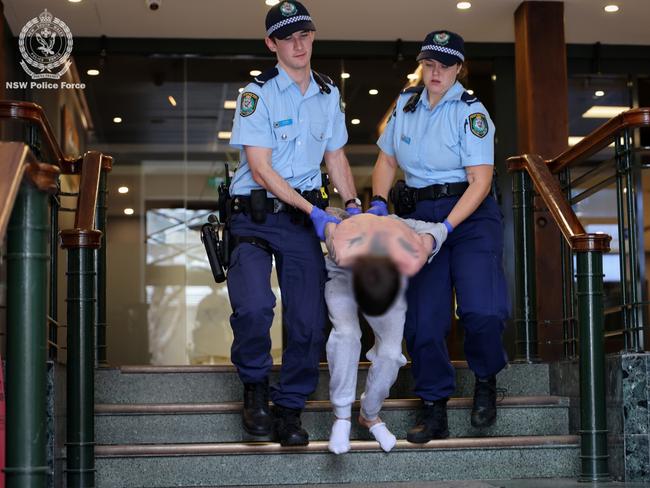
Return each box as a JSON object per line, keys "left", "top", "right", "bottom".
{"left": 227, "top": 1, "right": 358, "bottom": 446}
{"left": 368, "top": 30, "right": 509, "bottom": 442}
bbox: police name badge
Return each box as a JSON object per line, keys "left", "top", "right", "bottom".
{"left": 280, "top": 2, "right": 298, "bottom": 17}
{"left": 469, "top": 113, "right": 488, "bottom": 138}
{"left": 433, "top": 32, "right": 450, "bottom": 46}
{"left": 240, "top": 92, "right": 259, "bottom": 117}
{"left": 19, "top": 10, "right": 73, "bottom": 80}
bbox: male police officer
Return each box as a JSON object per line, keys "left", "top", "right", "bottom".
{"left": 228, "top": 0, "right": 359, "bottom": 446}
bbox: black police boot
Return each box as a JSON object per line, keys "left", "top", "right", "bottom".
{"left": 471, "top": 375, "right": 497, "bottom": 428}
{"left": 272, "top": 405, "right": 309, "bottom": 446}
{"left": 242, "top": 379, "right": 272, "bottom": 436}
{"left": 406, "top": 398, "right": 449, "bottom": 443}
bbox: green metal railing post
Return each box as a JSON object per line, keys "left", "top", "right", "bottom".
{"left": 48, "top": 189, "right": 59, "bottom": 361}
{"left": 512, "top": 170, "right": 539, "bottom": 362}
{"left": 6, "top": 182, "right": 50, "bottom": 488}
{"left": 576, "top": 246, "right": 610, "bottom": 481}
{"left": 94, "top": 169, "right": 108, "bottom": 366}
{"left": 61, "top": 229, "right": 102, "bottom": 488}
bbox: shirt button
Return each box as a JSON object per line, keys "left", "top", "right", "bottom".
{"left": 282, "top": 134, "right": 287, "bottom": 140}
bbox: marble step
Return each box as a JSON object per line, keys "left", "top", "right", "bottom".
{"left": 95, "top": 395, "right": 569, "bottom": 445}
{"left": 95, "top": 435, "right": 580, "bottom": 487}
{"left": 96, "top": 362, "right": 550, "bottom": 404}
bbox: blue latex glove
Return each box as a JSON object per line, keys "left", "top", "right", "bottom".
{"left": 346, "top": 206, "right": 362, "bottom": 216}
{"left": 310, "top": 206, "right": 341, "bottom": 241}
{"left": 366, "top": 200, "right": 388, "bottom": 216}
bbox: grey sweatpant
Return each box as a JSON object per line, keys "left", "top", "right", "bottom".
{"left": 325, "top": 257, "right": 407, "bottom": 420}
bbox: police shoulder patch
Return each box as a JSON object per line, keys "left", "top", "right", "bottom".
{"left": 240, "top": 92, "right": 259, "bottom": 117}
{"left": 469, "top": 113, "right": 488, "bottom": 138}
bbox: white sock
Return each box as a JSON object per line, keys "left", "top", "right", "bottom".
{"left": 328, "top": 418, "right": 351, "bottom": 455}
{"left": 369, "top": 422, "right": 396, "bottom": 453}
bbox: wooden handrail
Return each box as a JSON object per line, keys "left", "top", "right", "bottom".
{"left": 548, "top": 108, "right": 650, "bottom": 174}
{"left": 507, "top": 153, "right": 610, "bottom": 252}
{"left": 0, "top": 142, "right": 60, "bottom": 243}
{"left": 75, "top": 151, "right": 104, "bottom": 230}
{"left": 0, "top": 100, "right": 79, "bottom": 171}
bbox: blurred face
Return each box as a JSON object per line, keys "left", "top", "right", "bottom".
{"left": 420, "top": 58, "right": 462, "bottom": 100}
{"left": 265, "top": 30, "right": 314, "bottom": 72}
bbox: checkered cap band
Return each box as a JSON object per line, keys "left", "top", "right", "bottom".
{"left": 420, "top": 44, "right": 465, "bottom": 62}
{"left": 266, "top": 15, "right": 313, "bottom": 37}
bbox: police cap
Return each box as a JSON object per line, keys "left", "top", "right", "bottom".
{"left": 416, "top": 30, "right": 465, "bottom": 66}
{"left": 265, "top": 1, "right": 316, "bottom": 39}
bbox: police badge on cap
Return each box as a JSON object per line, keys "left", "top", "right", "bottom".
{"left": 417, "top": 30, "right": 465, "bottom": 66}
{"left": 265, "top": 1, "right": 316, "bottom": 39}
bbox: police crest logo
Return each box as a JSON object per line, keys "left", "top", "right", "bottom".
{"left": 240, "top": 92, "right": 259, "bottom": 117}
{"left": 280, "top": 1, "right": 298, "bottom": 17}
{"left": 469, "top": 113, "right": 489, "bottom": 138}
{"left": 19, "top": 9, "right": 73, "bottom": 80}
{"left": 433, "top": 32, "right": 450, "bottom": 46}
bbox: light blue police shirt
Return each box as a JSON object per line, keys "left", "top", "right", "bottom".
{"left": 377, "top": 81, "right": 495, "bottom": 188}
{"left": 229, "top": 65, "right": 347, "bottom": 196}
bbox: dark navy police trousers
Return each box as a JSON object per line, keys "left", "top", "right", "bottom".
{"left": 404, "top": 195, "right": 510, "bottom": 401}
{"left": 226, "top": 211, "right": 327, "bottom": 410}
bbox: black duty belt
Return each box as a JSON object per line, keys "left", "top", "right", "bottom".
{"left": 413, "top": 182, "right": 469, "bottom": 201}
{"left": 231, "top": 195, "right": 289, "bottom": 214}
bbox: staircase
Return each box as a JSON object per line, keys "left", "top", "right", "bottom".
{"left": 94, "top": 362, "right": 579, "bottom": 487}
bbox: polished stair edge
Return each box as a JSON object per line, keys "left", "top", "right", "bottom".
{"left": 95, "top": 395, "right": 567, "bottom": 414}
{"left": 106, "top": 360, "right": 471, "bottom": 374}
{"left": 96, "top": 435, "right": 579, "bottom": 457}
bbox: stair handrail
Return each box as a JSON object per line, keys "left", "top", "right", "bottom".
{"left": 548, "top": 108, "right": 649, "bottom": 174}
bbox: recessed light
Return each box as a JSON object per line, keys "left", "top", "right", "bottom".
{"left": 582, "top": 106, "right": 629, "bottom": 118}
{"left": 123, "top": 208, "right": 134, "bottom": 216}
{"left": 333, "top": 187, "right": 339, "bottom": 193}
{"left": 218, "top": 131, "right": 232, "bottom": 140}
{"left": 168, "top": 95, "right": 177, "bottom": 107}
{"left": 249, "top": 70, "right": 262, "bottom": 77}
{"left": 594, "top": 90, "right": 605, "bottom": 97}
{"left": 368, "top": 89, "right": 379, "bottom": 95}
{"left": 457, "top": 2, "right": 471, "bottom": 10}
{"left": 340, "top": 72, "right": 351, "bottom": 79}
{"left": 491, "top": 74, "right": 497, "bottom": 81}
{"left": 407, "top": 73, "right": 419, "bottom": 81}
{"left": 238, "top": 87, "right": 244, "bottom": 93}
{"left": 224, "top": 100, "right": 237, "bottom": 109}
{"left": 86, "top": 69, "right": 100, "bottom": 76}
{"left": 466, "top": 89, "right": 475, "bottom": 95}
{"left": 351, "top": 119, "right": 360, "bottom": 125}
{"left": 118, "top": 186, "right": 129, "bottom": 194}
{"left": 113, "top": 117, "right": 122, "bottom": 124}
{"left": 604, "top": 5, "right": 619, "bottom": 13}
{"left": 68, "top": 0, "right": 83, "bottom": 3}
{"left": 265, "top": 0, "right": 279, "bottom": 5}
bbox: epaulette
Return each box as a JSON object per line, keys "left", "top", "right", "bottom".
{"left": 252, "top": 67, "right": 279, "bottom": 87}
{"left": 461, "top": 91, "right": 479, "bottom": 105}
{"left": 402, "top": 86, "right": 424, "bottom": 113}
{"left": 312, "top": 71, "right": 333, "bottom": 94}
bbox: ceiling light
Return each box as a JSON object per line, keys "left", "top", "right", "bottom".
{"left": 113, "top": 117, "right": 122, "bottom": 124}
{"left": 265, "top": 0, "right": 280, "bottom": 5}
{"left": 340, "top": 72, "right": 350, "bottom": 79}
{"left": 249, "top": 70, "right": 262, "bottom": 77}
{"left": 582, "top": 106, "right": 629, "bottom": 118}
{"left": 457, "top": 2, "right": 471, "bottom": 9}
{"left": 118, "top": 186, "right": 129, "bottom": 194}
{"left": 86, "top": 69, "right": 100, "bottom": 76}
{"left": 218, "top": 131, "right": 232, "bottom": 140}
{"left": 238, "top": 87, "right": 244, "bottom": 93}
{"left": 594, "top": 90, "right": 605, "bottom": 97}
{"left": 224, "top": 100, "right": 237, "bottom": 109}
{"left": 491, "top": 74, "right": 497, "bottom": 81}
{"left": 368, "top": 89, "right": 379, "bottom": 95}
{"left": 351, "top": 119, "right": 360, "bottom": 125}
{"left": 123, "top": 208, "right": 134, "bottom": 216}
{"left": 407, "top": 73, "right": 419, "bottom": 81}
{"left": 333, "top": 187, "right": 339, "bottom": 193}
{"left": 466, "top": 89, "right": 474, "bottom": 95}
{"left": 168, "top": 95, "right": 177, "bottom": 107}
{"left": 68, "top": 0, "right": 83, "bottom": 3}
{"left": 604, "top": 5, "right": 619, "bottom": 13}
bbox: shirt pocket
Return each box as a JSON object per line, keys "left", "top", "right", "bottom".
{"left": 309, "top": 120, "right": 332, "bottom": 143}
{"left": 272, "top": 124, "right": 299, "bottom": 178}
{"left": 396, "top": 133, "right": 420, "bottom": 169}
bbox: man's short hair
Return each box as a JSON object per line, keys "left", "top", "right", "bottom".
{"left": 352, "top": 256, "right": 400, "bottom": 316}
